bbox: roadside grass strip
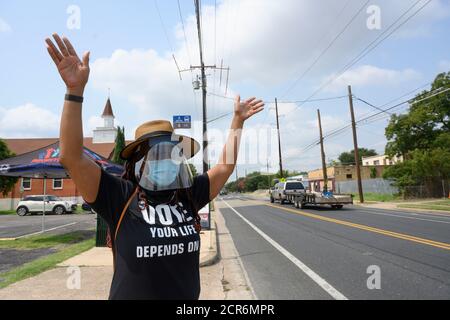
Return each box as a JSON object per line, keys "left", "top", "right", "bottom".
{"left": 0, "top": 238, "right": 95, "bottom": 289}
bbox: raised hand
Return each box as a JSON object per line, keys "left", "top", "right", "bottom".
{"left": 234, "top": 95, "right": 265, "bottom": 122}
{"left": 45, "top": 33, "right": 90, "bottom": 95}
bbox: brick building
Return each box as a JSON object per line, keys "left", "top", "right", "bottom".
{"left": 308, "top": 164, "right": 386, "bottom": 192}
{"left": 0, "top": 98, "right": 131, "bottom": 210}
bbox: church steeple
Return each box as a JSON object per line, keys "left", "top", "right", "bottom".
{"left": 101, "top": 98, "right": 115, "bottom": 118}
{"left": 93, "top": 95, "right": 118, "bottom": 144}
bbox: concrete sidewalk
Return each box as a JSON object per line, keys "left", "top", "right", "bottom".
{"left": 0, "top": 202, "right": 254, "bottom": 300}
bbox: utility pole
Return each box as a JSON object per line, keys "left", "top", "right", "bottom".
{"left": 317, "top": 109, "right": 328, "bottom": 192}
{"left": 194, "top": 0, "right": 208, "bottom": 174}
{"left": 348, "top": 85, "right": 364, "bottom": 203}
{"left": 275, "top": 98, "right": 283, "bottom": 178}
{"left": 235, "top": 166, "right": 238, "bottom": 193}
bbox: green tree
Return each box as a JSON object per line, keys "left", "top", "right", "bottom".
{"left": 385, "top": 72, "right": 450, "bottom": 158}
{"left": 188, "top": 163, "right": 198, "bottom": 177}
{"left": 383, "top": 71, "right": 450, "bottom": 196}
{"left": 112, "top": 126, "right": 126, "bottom": 165}
{"left": 0, "top": 138, "right": 18, "bottom": 196}
{"left": 338, "top": 148, "right": 377, "bottom": 165}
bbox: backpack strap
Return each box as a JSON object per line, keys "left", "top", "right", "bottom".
{"left": 114, "top": 187, "right": 139, "bottom": 241}
{"left": 112, "top": 187, "right": 138, "bottom": 270}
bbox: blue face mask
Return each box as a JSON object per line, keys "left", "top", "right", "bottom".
{"left": 147, "top": 159, "right": 180, "bottom": 187}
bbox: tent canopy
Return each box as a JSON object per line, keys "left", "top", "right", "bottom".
{"left": 0, "top": 141, "right": 124, "bottom": 178}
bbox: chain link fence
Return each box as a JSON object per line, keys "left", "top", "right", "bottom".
{"left": 403, "top": 178, "right": 449, "bottom": 199}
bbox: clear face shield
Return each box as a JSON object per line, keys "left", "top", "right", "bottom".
{"left": 133, "top": 138, "right": 194, "bottom": 191}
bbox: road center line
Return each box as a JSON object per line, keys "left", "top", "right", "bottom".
{"left": 222, "top": 199, "right": 348, "bottom": 300}
{"left": 352, "top": 208, "right": 450, "bottom": 224}
{"left": 265, "top": 203, "right": 450, "bottom": 251}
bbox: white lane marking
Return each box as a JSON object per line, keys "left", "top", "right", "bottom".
{"left": 15, "top": 222, "right": 78, "bottom": 239}
{"left": 354, "top": 209, "right": 450, "bottom": 224}
{"left": 222, "top": 199, "right": 348, "bottom": 300}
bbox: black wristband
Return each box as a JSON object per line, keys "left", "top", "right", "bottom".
{"left": 65, "top": 94, "right": 84, "bottom": 103}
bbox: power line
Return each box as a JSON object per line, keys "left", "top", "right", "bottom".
{"left": 205, "top": 92, "right": 349, "bottom": 123}
{"left": 297, "top": 85, "right": 450, "bottom": 155}
{"left": 280, "top": 0, "right": 370, "bottom": 98}
{"left": 354, "top": 96, "right": 392, "bottom": 115}
{"left": 336, "top": 0, "right": 425, "bottom": 81}
{"left": 284, "top": 0, "right": 431, "bottom": 116}
{"left": 208, "top": 91, "right": 348, "bottom": 104}
{"left": 176, "top": 0, "right": 193, "bottom": 65}
{"left": 277, "top": 95, "right": 348, "bottom": 104}
{"left": 154, "top": 0, "right": 175, "bottom": 53}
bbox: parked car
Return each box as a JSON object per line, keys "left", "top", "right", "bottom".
{"left": 270, "top": 181, "right": 305, "bottom": 204}
{"left": 16, "top": 195, "right": 77, "bottom": 216}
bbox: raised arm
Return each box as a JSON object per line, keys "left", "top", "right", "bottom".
{"left": 207, "top": 95, "right": 264, "bottom": 200}
{"left": 45, "top": 33, "right": 100, "bottom": 203}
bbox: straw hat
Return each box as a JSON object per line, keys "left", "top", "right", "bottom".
{"left": 120, "top": 120, "right": 200, "bottom": 160}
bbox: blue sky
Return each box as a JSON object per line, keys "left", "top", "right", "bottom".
{"left": 1, "top": 0, "right": 449, "bottom": 173}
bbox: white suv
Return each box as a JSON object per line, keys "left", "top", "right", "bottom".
{"left": 16, "top": 195, "right": 76, "bottom": 216}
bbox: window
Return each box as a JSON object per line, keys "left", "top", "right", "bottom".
{"left": 373, "top": 160, "right": 380, "bottom": 165}
{"left": 21, "top": 178, "right": 31, "bottom": 190}
{"left": 285, "top": 182, "right": 305, "bottom": 190}
{"left": 53, "top": 178, "right": 63, "bottom": 190}
{"left": 346, "top": 174, "right": 353, "bottom": 179}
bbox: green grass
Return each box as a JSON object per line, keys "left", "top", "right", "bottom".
{"left": 0, "top": 230, "right": 94, "bottom": 249}
{"left": 398, "top": 199, "right": 450, "bottom": 212}
{"left": 0, "top": 210, "right": 15, "bottom": 215}
{"left": 361, "top": 193, "right": 400, "bottom": 202}
{"left": 423, "top": 199, "right": 450, "bottom": 206}
{"left": 0, "top": 237, "right": 95, "bottom": 289}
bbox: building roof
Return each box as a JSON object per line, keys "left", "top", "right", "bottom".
{"left": 3, "top": 137, "right": 132, "bottom": 160}
{"left": 102, "top": 98, "right": 115, "bottom": 118}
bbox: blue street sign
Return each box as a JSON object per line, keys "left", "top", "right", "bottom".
{"left": 173, "top": 115, "right": 191, "bottom": 129}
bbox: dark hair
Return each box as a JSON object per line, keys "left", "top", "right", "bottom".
{"left": 121, "top": 156, "right": 201, "bottom": 232}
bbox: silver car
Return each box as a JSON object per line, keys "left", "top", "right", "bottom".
{"left": 16, "top": 195, "right": 76, "bottom": 216}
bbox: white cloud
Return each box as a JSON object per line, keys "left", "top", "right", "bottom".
{"left": 88, "top": 0, "right": 447, "bottom": 172}
{"left": 322, "top": 65, "right": 421, "bottom": 92}
{"left": 90, "top": 0, "right": 448, "bottom": 105}
{"left": 0, "top": 103, "right": 59, "bottom": 138}
{"left": 388, "top": 0, "right": 450, "bottom": 38}
{"left": 0, "top": 18, "right": 11, "bottom": 33}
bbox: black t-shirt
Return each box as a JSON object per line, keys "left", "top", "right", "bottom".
{"left": 86, "top": 168, "right": 210, "bottom": 300}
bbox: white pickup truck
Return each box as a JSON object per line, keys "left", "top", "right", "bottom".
{"left": 269, "top": 180, "right": 353, "bottom": 209}
{"left": 269, "top": 181, "right": 306, "bottom": 204}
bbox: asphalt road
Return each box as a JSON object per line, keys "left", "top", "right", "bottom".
{"left": 0, "top": 213, "right": 97, "bottom": 238}
{"left": 218, "top": 194, "right": 450, "bottom": 300}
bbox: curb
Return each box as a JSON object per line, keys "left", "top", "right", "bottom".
{"left": 200, "top": 220, "right": 220, "bottom": 268}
